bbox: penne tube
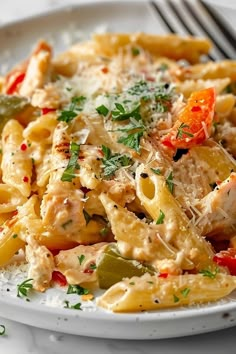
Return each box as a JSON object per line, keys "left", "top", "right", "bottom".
{"left": 97, "top": 273, "right": 236, "bottom": 312}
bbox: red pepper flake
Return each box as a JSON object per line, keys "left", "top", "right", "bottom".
{"left": 191, "top": 106, "right": 201, "bottom": 112}
{"left": 41, "top": 108, "right": 56, "bottom": 115}
{"left": 23, "top": 176, "right": 29, "bottom": 183}
{"left": 52, "top": 271, "right": 67, "bottom": 286}
{"left": 20, "top": 143, "right": 28, "bottom": 151}
{"left": 158, "top": 273, "right": 168, "bottom": 278}
{"left": 0, "top": 227, "right": 4, "bottom": 232}
{"left": 101, "top": 67, "right": 109, "bottom": 74}
{"left": 12, "top": 210, "right": 18, "bottom": 216}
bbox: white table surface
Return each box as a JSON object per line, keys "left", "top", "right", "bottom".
{"left": 1, "top": 1, "right": 236, "bottom": 353}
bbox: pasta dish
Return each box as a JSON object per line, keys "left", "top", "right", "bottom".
{"left": 0, "top": 33, "right": 236, "bottom": 312}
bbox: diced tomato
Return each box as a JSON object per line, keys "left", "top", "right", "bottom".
{"left": 213, "top": 248, "right": 236, "bottom": 275}
{"left": 41, "top": 108, "right": 56, "bottom": 115}
{"left": 6, "top": 71, "right": 26, "bottom": 95}
{"left": 162, "top": 87, "right": 216, "bottom": 149}
{"left": 52, "top": 271, "right": 67, "bottom": 286}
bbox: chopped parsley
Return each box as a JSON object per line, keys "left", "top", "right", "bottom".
{"left": 89, "top": 263, "right": 97, "bottom": 270}
{"left": 96, "top": 104, "right": 109, "bottom": 116}
{"left": 78, "top": 254, "right": 85, "bottom": 265}
{"left": 151, "top": 168, "right": 161, "bottom": 175}
{"left": 116, "top": 119, "right": 146, "bottom": 153}
{"left": 61, "top": 142, "right": 80, "bottom": 182}
{"left": 17, "top": 278, "right": 33, "bottom": 298}
{"left": 166, "top": 171, "right": 174, "bottom": 194}
{"left": 176, "top": 123, "right": 194, "bottom": 139}
{"left": 58, "top": 96, "right": 86, "bottom": 123}
{"left": 173, "top": 294, "right": 180, "bottom": 303}
{"left": 12, "top": 234, "right": 18, "bottom": 239}
{"left": 181, "top": 288, "right": 190, "bottom": 297}
{"left": 156, "top": 209, "right": 165, "bottom": 225}
{"left": 101, "top": 145, "right": 133, "bottom": 177}
{"left": 64, "top": 300, "right": 82, "bottom": 310}
{"left": 131, "top": 47, "right": 140, "bottom": 56}
{"left": 67, "top": 284, "right": 89, "bottom": 295}
{"left": 199, "top": 267, "right": 219, "bottom": 279}
{"left": 112, "top": 104, "right": 141, "bottom": 122}
{"left": 0, "top": 325, "right": 5, "bottom": 336}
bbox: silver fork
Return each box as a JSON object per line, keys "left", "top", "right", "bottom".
{"left": 150, "top": 0, "right": 236, "bottom": 61}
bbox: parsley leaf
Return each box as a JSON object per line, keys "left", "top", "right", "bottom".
{"left": 176, "top": 123, "right": 194, "bottom": 139}
{"left": 64, "top": 300, "right": 82, "bottom": 310}
{"left": 58, "top": 96, "right": 86, "bottom": 123}
{"left": 67, "top": 284, "right": 89, "bottom": 295}
{"left": 199, "top": 267, "right": 219, "bottom": 279}
{"left": 0, "top": 325, "right": 6, "bottom": 336}
{"left": 116, "top": 119, "right": 146, "bottom": 153}
{"left": 61, "top": 142, "right": 80, "bottom": 182}
{"left": 181, "top": 288, "right": 190, "bottom": 297}
{"left": 151, "top": 168, "right": 161, "bottom": 175}
{"left": 17, "top": 278, "right": 33, "bottom": 298}
{"left": 112, "top": 104, "right": 141, "bottom": 122}
{"left": 131, "top": 47, "right": 140, "bottom": 56}
{"left": 101, "top": 145, "right": 132, "bottom": 177}
{"left": 78, "top": 254, "right": 85, "bottom": 265}
{"left": 166, "top": 171, "right": 174, "bottom": 194}
{"left": 156, "top": 209, "right": 165, "bottom": 224}
{"left": 96, "top": 104, "right": 109, "bottom": 116}
{"left": 173, "top": 294, "right": 180, "bottom": 303}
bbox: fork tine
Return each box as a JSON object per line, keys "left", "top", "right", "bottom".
{"left": 199, "top": 0, "right": 236, "bottom": 51}
{"left": 182, "top": 0, "right": 232, "bottom": 59}
{"left": 166, "top": 0, "right": 215, "bottom": 61}
{"left": 150, "top": 1, "right": 176, "bottom": 33}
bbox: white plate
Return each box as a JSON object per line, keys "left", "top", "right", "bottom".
{"left": 0, "top": 0, "right": 236, "bottom": 340}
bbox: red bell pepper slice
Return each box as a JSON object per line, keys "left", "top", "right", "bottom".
{"left": 162, "top": 87, "right": 216, "bottom": 149}
{"left": 6, "top": 71, "right": 26, "bottom": 95}
{"left": 213, "top": 248, "right": 236, "bottom": 276}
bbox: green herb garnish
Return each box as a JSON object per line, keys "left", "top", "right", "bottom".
{"left": 17, "top": 279, "right": 33, "bottom": 298}
{"left": 78, "top": 254, "right": 85, "bottom": 265}
{"left": 112, "top": 104, "right": 141, "bottom": 122}
{"left": 67, "top": 284, "right": 89, "bottom": 295}
{"left": 58, "top": 96, "right": 86, "bottom": 123}
{"left": 61, "top": 142, "right": 80, "bottom": 182}
{"left": 166, "top": 171, "right": 174, "bottom": 194}
{"left": 0, "top": 325, "right": 5, "bottom": 336}
{"left": 199, "top": 267, "right": 219, "bottom": 279}
{"left": 89, "top": 263, "right": 97, "bottom": 270}
{"left": 181, "top": 288, "right": 190, "bottom": 297}
{"left": 176, "top": 123, "right": 194, "bottom": 139}
{"left": 173, "top": 294, "right": 180, "bottom": 303}
{"left": 151, "top": 168, "right": 161, "bottom": 175}
{"left": 101, "top": 145, "right": 132, "bottom": 177}
{"left": 131, "top": 47, "right": 140, "bottom": 56}
{"left": 156, "top": 209, "right": 165, "bottom": 225}
{"left": 96, "top": 104, "right": 109, "bottom": 116}
{"left": 64, "top": 300, "right": 82, "bottom": 310}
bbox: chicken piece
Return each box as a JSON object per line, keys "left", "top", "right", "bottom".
{"left": 173, "top": 142, "right": 236, "bottom": 215}
{"left": 195, "top": 173, "right": 236, "bottom": 237}
{"left": 19, "top": 45, "right": 51, "bottom": 97}
{"left": 25, "top": 237, "right": 54, "bottom": 292}
{"left": 55, "top": 242, "right": 107, "bottom": 285}
{"left": 100, "top": 180, "right": 136, "bottom": 207}
{"left": 31, "top": 83, "right": 62, "bottom": 109}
